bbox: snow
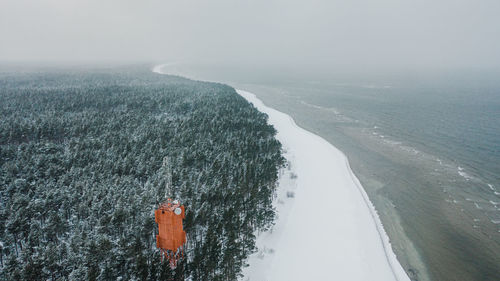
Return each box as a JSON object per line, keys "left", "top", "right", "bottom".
{"left": 236, "top": 89, "right": 410, "bottom": 281}
{"left": 152, "top": 64, "right": 166, "bottom": 74}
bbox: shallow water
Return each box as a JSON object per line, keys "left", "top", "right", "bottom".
{"left": 159, "top": 64, "right": 500, "bottom": 281}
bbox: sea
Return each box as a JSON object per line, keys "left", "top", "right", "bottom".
{"left": 158, "top": 63, "right": 500, "bottom": 281}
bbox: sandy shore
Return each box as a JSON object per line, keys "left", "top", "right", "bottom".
{"left": 237, "top": 89, "right": 409, "bottom": 281}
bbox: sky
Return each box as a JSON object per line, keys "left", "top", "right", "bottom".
{"left": 1, "top": 0, "right": 500, "bottom": 70}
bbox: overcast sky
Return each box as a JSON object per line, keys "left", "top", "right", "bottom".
{"left": 1, "top": 0, "right": 499, "bottom": 70}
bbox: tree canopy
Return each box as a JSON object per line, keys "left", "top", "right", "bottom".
{"left": 0, "top": 67, "right": 285, "bottom": 280}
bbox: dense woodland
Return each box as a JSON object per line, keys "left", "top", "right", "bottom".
{"left": 0, "top": 67, "right": 285, "bottom": 280}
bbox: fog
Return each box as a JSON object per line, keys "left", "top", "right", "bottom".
{"left": 1, "top": 0, "right": 500, "bottom": 71}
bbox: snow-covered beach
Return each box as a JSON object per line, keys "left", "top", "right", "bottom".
{"left": 153, "top": 65, "right": 409, "bottom": 281}
{"left": 237, "top": 90, "right": 410, "bottom": 281}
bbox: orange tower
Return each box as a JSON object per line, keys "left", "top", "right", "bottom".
{"left": 155, "top": 198, "right": 187, "bottom": 268}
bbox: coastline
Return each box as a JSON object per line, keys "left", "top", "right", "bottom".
{"left": 153, "top": 65, "right": 410, "bottom": 281}
{"left": 237, "top": 90, "right": 409, "bottom": 281}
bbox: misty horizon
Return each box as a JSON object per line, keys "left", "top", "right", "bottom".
{"left": 1, "top": 0, "right": 500, "bottom": 72}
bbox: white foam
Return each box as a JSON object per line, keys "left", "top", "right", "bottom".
{"left": 299, "top": 100, "right": 324, "bottom": 110}
{"left": 457, "top": 167, "right": 472, "bottom": 181}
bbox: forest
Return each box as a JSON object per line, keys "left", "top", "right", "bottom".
{"left": 0, "top": 66, "right": 285, "bottom": 280}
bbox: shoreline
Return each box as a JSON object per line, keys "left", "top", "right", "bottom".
{"left": 153, "top": 65, "right": 410, "bottom": 280}
{"left": 237, "top": 90, "right": 409, "bottom": 281}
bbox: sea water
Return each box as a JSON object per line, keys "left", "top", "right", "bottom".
{"left": 159, "top": 64, "right": 500, "bottom": 281}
